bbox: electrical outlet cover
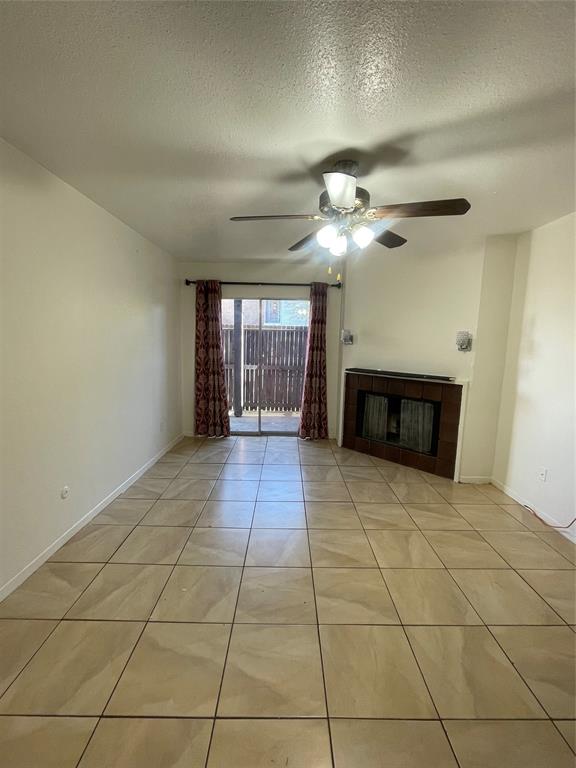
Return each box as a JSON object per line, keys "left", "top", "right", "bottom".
{"left": 537, "top": 468, "right": 548, "bottom": 482}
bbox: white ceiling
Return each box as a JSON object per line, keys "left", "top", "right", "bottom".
{"left": 0, "top": 1, "right": 574, "bottom": 261}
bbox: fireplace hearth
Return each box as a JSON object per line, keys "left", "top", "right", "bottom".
{"left": 342, "top": 369, "right": 463, "bottom": 478}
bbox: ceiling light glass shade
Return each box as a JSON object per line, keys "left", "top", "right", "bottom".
{"left": 330, "top": 234, "right": 347, "bottom": 257}
{"left": 352, "top": 224, "right": 375, "bottom": 249}
{"left": 323, "top": 171, "right": 357, "bottom": 209}
{"left": 316, "top": 224, "right": 338, "bottom": 248}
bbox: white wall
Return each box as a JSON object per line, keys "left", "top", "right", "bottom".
{"left": 178, "top": 260, "right": 343, "bottom": 438}
{"left": 459, "top": 236, "right": 517, "bottom": 481}
{"left": 341, "top": 238, "right": 486, "bottom": 473}
{"left": 341, "top": 241, "right": 484, "bottom": 380}
{"left": 493, "top": 213, "right": 575, "bottom": 527}
{"left": 0, "top": 139, "right": 182, "bottom": 597}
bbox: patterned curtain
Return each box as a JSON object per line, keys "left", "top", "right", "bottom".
{"left": 194, "top": 280, "right": 230, "bottom": 437}
{"left": 299, "top": 282, "right": 329, "bottom": 440}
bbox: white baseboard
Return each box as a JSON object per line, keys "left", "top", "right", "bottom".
{"left": 183, "top": 431, "right": 340, "bottom": 440}
{"left": 490, "top": 478, "right": 526, "bottom": 505}
{"left": 490, "top": 477, "right": 574, "bottom": 538}
{"left": 0, "top": 433, "right": 184, "bottom": 602}
{"left": 459, "top": 475, "right": 492, "bottom": 484}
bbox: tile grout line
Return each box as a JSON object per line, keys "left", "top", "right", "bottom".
{"left": 358, "top": 512, "right": 465, "bottom": 768}
{"left": 72, "top": 503, "right": 201, "bottom": 767}
{"left": 0, "top": 617, "right": 62, "bottom": 704}
{"left": 354, "top": 496, "right": 402, "bottom": 625}
{"left": 0, "top": 437, "right": 222, "bottom": 712}
{"left": 0, "top": 712, "right": 568, "bottom": 720}
{"left": 21, "top": 561, "right": 575, "bottom": 571}
{"left": 400, "top": 627, "right": 465, "bottom": 768}
{"left": 3, "top": 618, "right": 571, "bottom": 627}
{"left": 476, "top": 528, "right": 574, "bottom": 569}
{"left": 304, "top": 443, "right": 339, "bottom": 768}
{"left": 532, "top": 531, "right": 576, "bottom": 566}
{"left": 58, "top": 562, "right": 125, "bottom": 622}
{"left": 411, "top": 510, "right": 573, "bottom": 633}
{"left": 447, "top": 565, "right": 568, "bottom": 627}
{"left": 510, "top": 569, "right": 571, "bottom": 625}
{"left": 1, "top": 438, "right": 574, "bottom": 764}
{"left": 201, "top": 459, "right": 259, "bottom": 768}
{"left": 483, "top": 621, "right": 567, "bottom": 727}
{"left": 0, "top": 507, "right": 148, "bottom": 707}
{"left": 353, "top": 459, "right": 574, "bottom": 739}
{"left": 551, "top": 720, "right": 576, "bottom": 755}
{"left": 421, "top": 515, "right": 574, "bottom": 624}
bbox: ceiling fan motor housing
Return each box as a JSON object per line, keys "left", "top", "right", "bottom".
{"left": 330, "top": 159, "right": 359, "bottom": 177}
{"left": 319, "top": 186, "right": 371, "bottom": 215}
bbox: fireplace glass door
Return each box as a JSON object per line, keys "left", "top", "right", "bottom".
{"left": 361, "top": 393, "right": 438, "bottom": 455}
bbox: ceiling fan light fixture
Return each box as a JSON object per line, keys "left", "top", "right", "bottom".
{"left": 351, "top": 224, "right": 375, "bottom": 249}
{"left": 330, "top": 234, "right": 347, "bottom": 257}
{"left": 322, "top": 171, "right": 357, "bottom": 210}
{"left": 230, "top": 154, "right": 469, "bottom": 256}
{"left": 316, "top": 223, "right": 338, "bottom": 248}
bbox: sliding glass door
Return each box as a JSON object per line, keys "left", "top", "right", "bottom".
{"left": 222, "top": 299, "right": 259, "bottom": 433}
{"left": 259, "top": 299, "right": 309, "bottom": 433}
{"left": 221, "top": 298, "right": 310, "bottom": 434}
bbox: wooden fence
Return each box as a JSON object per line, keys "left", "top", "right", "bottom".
{"left": 222, "top": 326, "right": 308, "bottom": 412}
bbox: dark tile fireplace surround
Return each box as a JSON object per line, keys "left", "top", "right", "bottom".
{"left": 342, "top": 368, "right": 463, "bottom": 478}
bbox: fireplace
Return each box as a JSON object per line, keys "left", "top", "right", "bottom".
{"left": 360, "top": 392, "right": 440, "bottom": 455}
{"left": 342, "top": 369, "right": 463, "bottom": 478}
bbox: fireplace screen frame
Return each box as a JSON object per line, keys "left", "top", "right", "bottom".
{"left": 357, "top": 390, "right": 441, "bottom": 457}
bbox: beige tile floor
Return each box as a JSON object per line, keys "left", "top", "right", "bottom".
{"left": 0, "top": 436, "right": 574, "bottom": 767}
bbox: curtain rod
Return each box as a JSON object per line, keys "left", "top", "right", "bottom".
{"left": 184, "top": 279, "right": 342, "bottom": 288}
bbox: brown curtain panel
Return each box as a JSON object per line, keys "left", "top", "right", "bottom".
{"left": 194, "top": 280, "right": 230, "bottom": 437}
{"left": 299, "top": 282, "right": 329, "bottom": 440}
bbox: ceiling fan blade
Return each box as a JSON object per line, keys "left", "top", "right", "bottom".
{"left": 375, "top": 229, "right": 407, "bottom": 248}
{"left": 288, "top": 232, "right": 316, "bottom": 252}
{"left": 230, "top": 214, "right": 324, "bottom": 221}
{"left": 323, "top": 171, "right": 357, "bottom": 209}
{"left": 369, "top": 198, "right": 471, "bottom": 219}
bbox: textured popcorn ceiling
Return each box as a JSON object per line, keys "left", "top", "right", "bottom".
{"left": 0, "top": 1, "right": 574, "bottom": 261}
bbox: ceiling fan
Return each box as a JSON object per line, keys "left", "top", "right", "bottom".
{"left": 230, "top": 159, "right": 471, "bottom": 255}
